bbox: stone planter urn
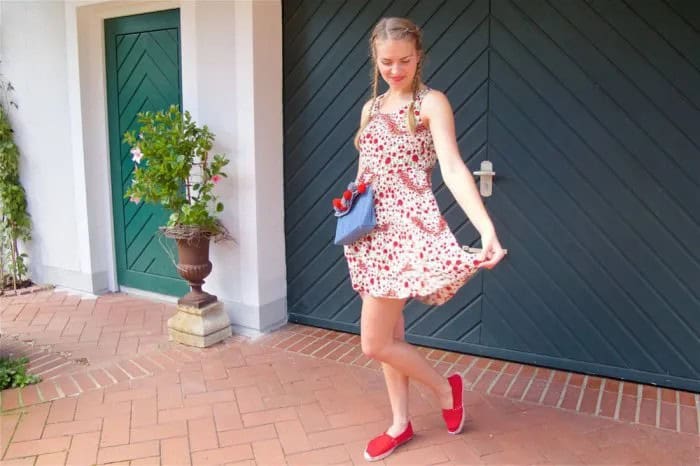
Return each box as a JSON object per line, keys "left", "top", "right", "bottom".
{"left": 166, "top": 235, "right": 231, "bottom": 347}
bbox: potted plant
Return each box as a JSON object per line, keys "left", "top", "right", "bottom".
{"left": 124, "top": 105, "right": 230, "bottom": 308}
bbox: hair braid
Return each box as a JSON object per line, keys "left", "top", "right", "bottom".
{"left": 407, "top": 57, "right": 423, "bottom": 134}
{"left": 372, "top": 64, "right": 379, "bottom": 106}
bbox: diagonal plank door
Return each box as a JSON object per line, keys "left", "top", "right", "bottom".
{"left": 283, "top": 0, "right": 700, "bottom": 391}
{"left": 105, "top": 9, "right": 189, "bottom": 296}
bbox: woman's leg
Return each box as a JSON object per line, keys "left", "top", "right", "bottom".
{"left": 381, "top": 312, "right": 410, "bottom": 436}
{"left": 360, "top": 296, "right": 453, "bottom": 417}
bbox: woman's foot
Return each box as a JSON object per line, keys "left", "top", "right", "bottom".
{"left": 363, "top": 422, "right": 414, "bottom": 462}
{"left": 441, "top": 374, "right": 465, "bottom": 434}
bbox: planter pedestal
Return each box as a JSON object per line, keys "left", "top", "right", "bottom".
{"left": 167, "top": 301, "right": 231, "bottom": 348}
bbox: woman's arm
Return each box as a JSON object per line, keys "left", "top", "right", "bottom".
{"left": 421, "top": 90, "right": 505, "bottom": 268}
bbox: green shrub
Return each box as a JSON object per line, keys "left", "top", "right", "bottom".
{"left": 0, "top": 356, "right": 40, "bottom": 390}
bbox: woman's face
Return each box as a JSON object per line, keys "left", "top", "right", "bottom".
{"left": 375, "top": 38, "right": 419, "bottom": 93}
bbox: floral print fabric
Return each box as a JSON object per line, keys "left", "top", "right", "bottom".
{"left": 344, "top": 88, "right": 480, "bottom": 306}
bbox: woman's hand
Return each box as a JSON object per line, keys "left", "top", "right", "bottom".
{"left": 475, "top": 229, "right": 506, "bottom": 269}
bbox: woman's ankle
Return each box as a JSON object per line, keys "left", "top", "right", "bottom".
{"left": 436, "top": 379, "right": 453, "bottom": 409}
{"left": 387, "top": 419, "right": 410, "bottom": 436}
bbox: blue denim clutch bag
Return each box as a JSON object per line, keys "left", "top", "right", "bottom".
{"left": 333, "top": 184, "right": 376, "bottom": 246}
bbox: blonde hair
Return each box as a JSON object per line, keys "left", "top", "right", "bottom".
{"left": 354, "top": 17, "right": 424, "bottom": 150}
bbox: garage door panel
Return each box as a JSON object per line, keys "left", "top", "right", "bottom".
{"left": 284, "top": 0, "right": 376, "bottom": 122}
{"left": 288, "top": 251, "right": 347, "bottom": 310}
{"left": 422, "top": 12, "right": 489, "bottom": 92}
{"left": 488, "top": 117, "right": 669, "bottom": 371}
{"left": 492, "top": 9, "right": 700, "bottom": 225}
{"left": 447, "top": 56, "right": 489, "bottom": 119}
{"left": 490, "top": 51, "right": 700, "bottom": 320}
{"left": 286, "top": 218, "right": 337, "bottom": 280}
{"left": 312, "top": 282, "right": 359, "bottom": 322}
{"left": 592, "top": 0, "right": 700, "bottom": 111}
{"left": 482, "top": 276, "right": 557, "bottom": 354}
{"left": 281, "top": 0, "right": 306, "bottom": 35}
{"left": 508, "top": 0, "right": 700, "bottom": 184}
{"left": 557, "top": 0, "right": 700, "bottom": 150}
{"left": 286, "top": 234, "right": 338, "bottom": 294}
{"left": 491, "top": 19, "right": 700, "bottom": 268}
{"left": 501, "top": 234, "right": 621, "bottom": 364}
{"left": 490, "top": 67, "right": 700, "bottom": 363}
{"left": 407, "top": 279, "right": 482, "bottom": 334}
{"left": 667, "top": 0, "right": 700, "bottom": 31}
{"left": 490, "top": 111, "right": 698, "bottom": 378}
{"left": 434, "top": 294, "right": 482, "bottom": 344}
{"left": 484, "top": 187, "right": 624, "bottom": 364}
{"left": 285, "top": 191, "right": 353, "bottom": 264}
{"left": 284, "top": 0, "right": 349, "bottom": 95}
{"left": 285, "top": 67, "right": 368, "bottom": 173}
{"left": 283, "top": 0, "right": 700, "bottom": 390}
{"left": 420, "top": 0, "right": 488, "bottom": 74}
{"left": 491, "top": 222, "right": 618, "bottom": 366}
{"left": 628, "top": 1, "right": 700, "bottom": 75}
{"left": 330, "top": 294, "right": 363, "bottom": 327}
{"left": 284, "top": 109, "right": 358, "bottom": 215}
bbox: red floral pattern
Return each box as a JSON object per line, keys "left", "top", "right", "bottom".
{"left": 344, "top": 88, "right": 480, "bottom": 306}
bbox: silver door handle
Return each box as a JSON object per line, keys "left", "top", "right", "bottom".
{"left": 463, "top": 246, "right": 509, "bottom": 255}
{"left": 473, "top": 160, "right": 495, "bottom": 197}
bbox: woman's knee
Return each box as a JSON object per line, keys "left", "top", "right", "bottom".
{"left": 360, "top": 296, "right": 405, "bottom": 360}
{"left": 361, "top": 335, "right": 389, "bottom": 360}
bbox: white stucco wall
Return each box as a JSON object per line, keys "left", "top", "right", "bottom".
{"left": 1, "top": 0, "right": 287, "bottom": 334}
{"left": 0, "top": 1, "right": 97, "bottom": 290}
{"left": 186, "top": 0, "right": 287, "bottom": 332}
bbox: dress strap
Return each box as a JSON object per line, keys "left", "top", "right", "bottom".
{"left": 369, "top": 94, "right": 385, "bottom": 117}
{"left": 413, "top": 87, "right": 431, "bottom": 115}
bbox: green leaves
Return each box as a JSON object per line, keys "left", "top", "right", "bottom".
{"left": 123, "top": 105, "right": 230, "bottom": 234}
{"left": 0, "top": 89, "right": 32, "bottom": 290}
{"left": 0, "top": 357, "right": 41, "bottom": 390}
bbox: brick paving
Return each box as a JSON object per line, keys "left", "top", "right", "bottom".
{"left": 0, "top": 290, "right": 698, "bottom": 465}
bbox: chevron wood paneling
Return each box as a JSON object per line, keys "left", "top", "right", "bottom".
{"left": 283, "top": 0, "right": 700, "bottom": 391}
{"left": 105, "top": 10, "right": 188, "bottom": 296}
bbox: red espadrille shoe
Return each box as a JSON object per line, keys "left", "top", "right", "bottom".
{"left": 442, "top": 374, "right": 465, "bottom": 434}
{"left": 363, "top": 422, "right": 413, "bottom": 462}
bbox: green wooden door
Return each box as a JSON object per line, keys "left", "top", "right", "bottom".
{"left": 105, "top": 9, "right": 188, "bottom": 296}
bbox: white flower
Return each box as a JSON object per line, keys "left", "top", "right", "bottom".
{"left": 130, "top": 147, "right": 143, "bottom": 164}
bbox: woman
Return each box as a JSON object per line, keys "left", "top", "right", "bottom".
{"left": 342, "top": 17, "right": 506, "bottom": 462}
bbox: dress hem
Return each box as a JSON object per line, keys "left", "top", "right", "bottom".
{"left": 352, "top": 266, "right": 480, "bottom": 306}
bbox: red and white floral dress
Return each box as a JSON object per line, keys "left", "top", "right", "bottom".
{"left": 344, "top": 87, "right": 480, "bottom": 306}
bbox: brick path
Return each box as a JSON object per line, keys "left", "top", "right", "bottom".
{"left": 0, "top": 290, "right": 698, "bottom": 465}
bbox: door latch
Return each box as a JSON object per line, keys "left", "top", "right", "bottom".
{"left": 473, "top": 160, "right": 495, "bottom": 197}
{"left": 462, "top": 246, "right": 509, "bottom": 255}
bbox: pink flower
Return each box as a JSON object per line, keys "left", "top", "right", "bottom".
{"left": 211, "top": 174, "right": 222, "bottom": 184}
{"left": 129, "top": 195, "right": 141, "bottom": 204}
{"left": 130, "top": 147, "right": 143, "bottom": 164}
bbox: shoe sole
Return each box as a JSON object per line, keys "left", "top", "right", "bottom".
{"left": 363, "top": 437, "right": 412, "bottom": 462}
{"left": 447, "top": 408, "right": 466, "bottom": 435}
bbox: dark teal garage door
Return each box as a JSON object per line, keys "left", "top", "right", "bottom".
{"left": 282, "top": 0, "right": 700, "bottom": 392}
